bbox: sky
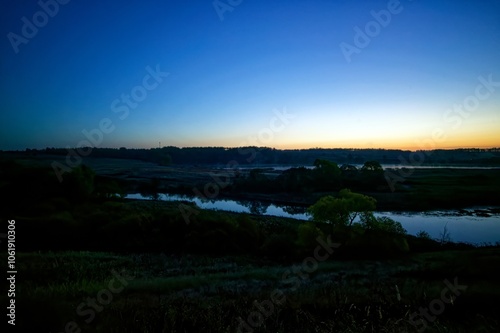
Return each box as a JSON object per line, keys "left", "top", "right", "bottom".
{"left": 1, "top": 0, "right": 499, "bottom": 151}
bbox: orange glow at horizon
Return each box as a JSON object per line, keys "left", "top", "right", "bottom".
{"left": 272, "top": 137, "right": 500, "bottom": 151}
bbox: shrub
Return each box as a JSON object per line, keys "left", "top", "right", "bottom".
{"left": 416, "top": 230, "right": 431, "bottom": 239}
{"left": 297, "top": 222, "right": 325, "bottom": 251}
{"left": 360, "top": 214, "right": 407, "bottom": 235}
{"left": 345, "top": 231, "right": 409, "bottom": 258}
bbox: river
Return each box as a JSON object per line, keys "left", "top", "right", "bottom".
{"left": 126, "top": 193, "right": 500, "bottom": 245}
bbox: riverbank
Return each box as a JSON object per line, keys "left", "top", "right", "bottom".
{"left": 7, "top": 154, "right": 500, "bottom": 211}
{"left": 121, "top": 165, "right": 500, "bottom": 212}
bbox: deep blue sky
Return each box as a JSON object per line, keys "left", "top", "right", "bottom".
{"left": 1, "top": 0, "right": 499, "bottom": 151}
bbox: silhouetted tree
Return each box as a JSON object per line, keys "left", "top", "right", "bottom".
{"left": 361, "top": 160, "right": 383, "bottom": 172}
{"left": 313, "top": 159, "right": 341, "bottom": 190}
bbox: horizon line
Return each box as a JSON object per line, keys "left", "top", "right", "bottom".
{"left": 3, "top": 145, "right": 500, "bottom": 153}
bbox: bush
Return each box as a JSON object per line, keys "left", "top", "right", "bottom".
{"left": 297, "top": 222, "right": 325, "bottom": 251}
{"left": 392, "top": 236, "right": 410, "bottom": 252}
{"left": 416, "top": 230, "right": 431, "bottom": 239}
{"left": 360, "top": 214, "right": 407, "bottom": 235}
{"left": 345, "top": 231, "right": 409, "bottom": 258}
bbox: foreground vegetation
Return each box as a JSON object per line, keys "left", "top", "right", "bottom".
{"left": 1, "top": 157, "right": 499, "bottom": 332}
{"left": 3, "top": 247, "right": 499, "bottom": 332}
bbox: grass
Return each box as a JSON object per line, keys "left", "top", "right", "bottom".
{"left": 1, "top": 159, "right": 499, "bottom": 331}
{"left": 3, "top": 249, "right": 499, "bottom": 332}
{"left": 403, "top": 169, "right": 500, "bottom": 210}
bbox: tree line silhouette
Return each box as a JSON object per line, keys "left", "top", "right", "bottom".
{"left": 15, "top": 146, "right": 500, "bottom": 166}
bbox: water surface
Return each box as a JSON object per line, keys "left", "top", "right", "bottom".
{"left": 126, "top": 193, "right": 500, "bottom": 244}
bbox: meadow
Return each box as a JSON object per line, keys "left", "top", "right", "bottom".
{"left": 1, "top": 154, "right": 500, "bottom": 332}
{"left": 4, "top": 246, "right": 500, "bottom": 332}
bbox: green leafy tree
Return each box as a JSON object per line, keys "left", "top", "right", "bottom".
{"left": 360, "top": 214, "right": 407, "bottom": 235}
{"left": 307, "top": 189, "right": 376, "bottom": 226}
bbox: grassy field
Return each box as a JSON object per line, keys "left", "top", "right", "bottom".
{"left": 3, "top": 248, "right": 499, "bottom": 332}
{"left": 404, "top": 168, "right": 500, "bottom": 209}
{"left": 1, "top": 155, "right": 500, "bottom": 332}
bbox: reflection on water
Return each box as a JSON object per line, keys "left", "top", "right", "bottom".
{"left": 126, "top": 193, "right": 500, "bottom": 244}
{"left": 126, "top": 193, "right": 310, "bottom": 219}
{"left": 374, "top": 212, "right": 500, "bottom": 245}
